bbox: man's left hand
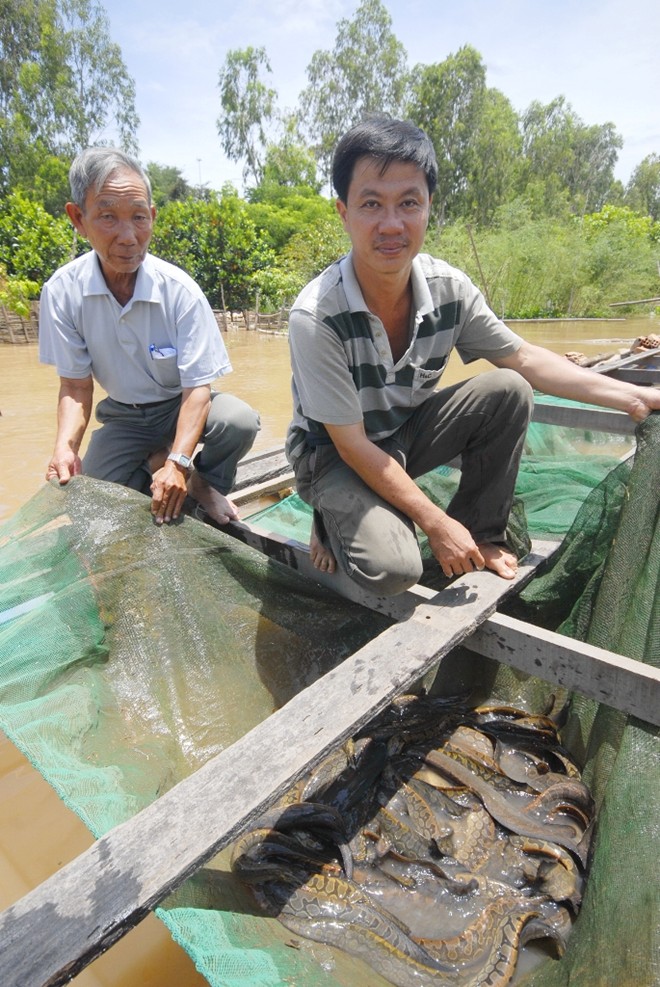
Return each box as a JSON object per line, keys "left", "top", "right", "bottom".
{"left": 150, "top": 462, "right": 189, "bottom": 524}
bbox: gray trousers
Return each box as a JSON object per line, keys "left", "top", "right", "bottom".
{"left": 83, "top": 391, "right": 260, "bottom": 495}
{"left": 294, "top": 370, "right": 533, "bottom": 596}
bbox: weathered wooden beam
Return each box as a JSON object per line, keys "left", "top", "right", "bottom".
{"left": 0, "top": 546, "right": 554, "bottom": 987}
{"left": 605, "top": 367, "right": 660, "bottom": 385}
{"left": 221, "top": 516, "right": 435, "bottom": 620}
{"left": 232, "top": 473, "right": 295, "bottom": 505}
{"left": 531, "top": 402, "right": 636, "bottom": 435}
{"left": 233, "top": 445, "right": 292, "bottom": 491}
{"left": 465, "top": 612, "right": 660, "bottom": 726}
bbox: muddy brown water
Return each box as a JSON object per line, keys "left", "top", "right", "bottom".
{"left": 0, "top": 316, "right": 656, "bottom": 985}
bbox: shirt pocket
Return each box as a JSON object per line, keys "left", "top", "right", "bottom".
{"left": 149, "top": 345, "right": 180, "bottom": 387}
{"left": 410, "top": 365, "right": 445, "bottom": 404}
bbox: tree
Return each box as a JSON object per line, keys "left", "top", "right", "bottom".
{"left": 0, "top": 0, "right": 138, "bottom": 201}
{"left": 465, "top": 88, "right": 521, "bottom": 227}
{"left": 217, "top": 46, "right": 277, "bottom": 188}
{"left": 247, "top": 186, "right": 335, "bottom": 253}
{"left": 253, "top": 115, "right": 321, "bottom": 195}
{"left": 146, "top": 162, "right": 193, "bottom": 207}
{"left": 56, "top": 0, "right": 139, "bottom": 153}
{"left": 408, "top": 46, "right": 487, "bottom": 225}
{"left": 625, "top": 153, "right": 660, "bottom": 221}
{"left": 151, "top": 187, "right": 276, "bottom": 311}
{"left": 0, "top": 190, "right": 76, "bottom": 282}
{"left": 256, "top": 213, "right": 349, "bottom": 308}
{"left": 520, "top": 97, "right": 622, "bottom": 215}
{"left": 298, "top": 0, "right": 409, "bottom": 188}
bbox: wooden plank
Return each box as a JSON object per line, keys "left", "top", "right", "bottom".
{"left": 234, "top": 445, "right": 292, "bottom": 491}
{"left": 232, "top": 472, "right": 295, "bottom": 505}
{"left": 466, "top": 612, "right": 660, "bottom": 726}
{"left": 216, "top": 512, "right": 559, "bottom": 622}
{"left": 0, "top": 546, "right": 555, "bottom": 987}
{"left": 609, "top": 296, "right": 660, "bottom": 307}
{"left": 595, "top": 346, "right": 660, "bottom": 371}
{"left": 230, "top": 379, "right": 651, "bottom": 506}
{"left": 594, "top": 347, "right": 660, "bottom": 382}
{"left": 216, "top": 516, "right": 432, "bottom": 620}
{"left": 531, "top": 402, "right": 636, "bottom": 435}
{"left": 605, "top": 367, "right": 660, "bottom": 385}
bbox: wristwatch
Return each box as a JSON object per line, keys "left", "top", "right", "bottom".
{"left": 167, "top": 452, "right": 193, "bottom": 470}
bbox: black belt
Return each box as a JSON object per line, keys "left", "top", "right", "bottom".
{"left": 304, "top": 432, "right": 333, "bottom": 448}
{"left": 115, "top": 397, "right": 179, "bottom": 410}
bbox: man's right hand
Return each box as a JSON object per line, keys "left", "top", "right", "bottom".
{"left": 46, "top": 451, "right": 82, "bottom": 485}
{"left": 425, "top": 514, "right": 487, "bottom": 578}
{"left": 426, "top": 514, "right": 519, "bottom": 580}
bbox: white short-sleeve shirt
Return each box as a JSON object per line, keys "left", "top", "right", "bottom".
{"left": 39, "top": 251, "right": 231, "bottom": 403}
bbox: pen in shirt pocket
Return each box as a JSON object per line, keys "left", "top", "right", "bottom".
{"left": 149, "top": 344, "right": 177, "bottom": 359}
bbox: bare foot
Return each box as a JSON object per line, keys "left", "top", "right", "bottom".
{"left": 310, "top": 518, "right": 336, "bottom": 573}
{"left": 188, "top": 471, "right": 240, "bottom": 524}
{"left": 477, "top": 542, "right": 518, "bottom": 580}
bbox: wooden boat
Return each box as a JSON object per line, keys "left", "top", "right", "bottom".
{"left": 0, "top": 350, "right": 659, "bottom": 987}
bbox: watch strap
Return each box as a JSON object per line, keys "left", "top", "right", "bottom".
{"left": 167, "top": 452, "right": 193, "bottom": 470}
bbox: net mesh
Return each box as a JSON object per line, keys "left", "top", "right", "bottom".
{"left": 0, "top": 409, "right": 657, "bottom": 987}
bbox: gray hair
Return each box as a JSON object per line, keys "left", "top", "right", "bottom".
{"left": 69, "top": 147, "right": 152, "bottom": 208}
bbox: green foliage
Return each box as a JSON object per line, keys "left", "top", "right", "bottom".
{"left": 29, "top": 154, "right": 72, "bottom": 215}
{"left": 1, "top": 0, "right": 139, "bottom": 199}
{"left": 0, "top": 263, "right": 40, "bottom": 316}
{"left": 409, "top": 45, "right": 487, "bottom": 224}
{"left": 146, "top": 162, "right": 193, "bottom": 207}
{"left": 150, "top": 188, "right": 276, "bottom": 311}
{"left": 519, "top": 97, "right": 622, "bottom": 215}
{"left": 625, "top": 154, "right": 660, "bottom": 221}
{"left": 57, "top": 0, "right": 139, "bottom": 153}
{"left": 579, "top": 205, "right": 660, "bottom": 309}
{"left": 217, "top": 46, "right": 277, "bottom": 187}
{"left": 465, "top": 88, "right": 522, "bottom": 227}
{"left": 253, "top": 116, "right": 321, "bottom": 195}
{"left": 0, "top": 190, "right": 75, "bottom": 281}
{"left": 427, "top": 200, "right": 660, "bottom": 318}
{"left": 246, "top": 187, "right": 336, "bottom": 252}
{"left": 299, "top": 0, "right": 409, "bottom": 187}
{"left": 254, "top": 213, "right": 349, "bottom": 309}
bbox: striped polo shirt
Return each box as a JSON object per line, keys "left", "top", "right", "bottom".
{"left": 285, "top": 251, "right": 524, "bottom": 466}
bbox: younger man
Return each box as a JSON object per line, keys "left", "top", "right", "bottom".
{"left": 286, "top": 117, "right": 659, "bottom": 596}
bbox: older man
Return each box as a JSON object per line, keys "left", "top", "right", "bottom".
{"left": 286, "top": 117, "right": 660, "bottom": 595}
{"left": 39, "top": 147, "right": 259, "bottom": 525}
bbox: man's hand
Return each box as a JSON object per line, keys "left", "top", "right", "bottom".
{"left": 46, "top": 450, "right": 83, "bottom": 485}
{"left": 150, "top": 384, "right": 211, "bottom": 524}
{"left": 426, "top": 515, "right": 519, "bottom": 580}
{"left": 425, "top": 514, "right": 486, "bottom": 578}
{"left": 628, "top": 389, "right": 660, "bottom": 423}
{"left": 150, "top": 461, "right": 189, "bottom": 525}
{"left": 46, "top": 375, "right": 93, "bottom": 485}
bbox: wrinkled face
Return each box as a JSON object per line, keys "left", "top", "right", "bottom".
{"left": 65, "top": 167, "right": 156, "bottom": 280}
{"left": 336, "top": 156, "right": 432, "bottom": 280}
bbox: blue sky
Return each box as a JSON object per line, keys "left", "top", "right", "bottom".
{"left": 104, "top": 0, "right": 659, "bottom": 193}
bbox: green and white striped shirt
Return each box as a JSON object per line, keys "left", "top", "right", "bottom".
{"left": 286, "top": 251, "right": 523, "bottom": 465}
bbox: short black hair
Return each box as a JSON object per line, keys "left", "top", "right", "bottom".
{"left": 332, "top": 116, "right": 438, "bottom": 203}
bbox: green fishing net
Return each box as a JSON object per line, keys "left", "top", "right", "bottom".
{"left": 250, "top": 395, "right": 632, "bottom": 548}
{"left": 0, "top": 408, "right": 656, "bottom": 987}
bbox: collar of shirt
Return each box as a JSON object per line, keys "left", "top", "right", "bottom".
{"left": 81, "top": 252, "right": 161, "bottom": 307}
{"left": 339, "top": 251, "right": 435, "bottom": 322}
